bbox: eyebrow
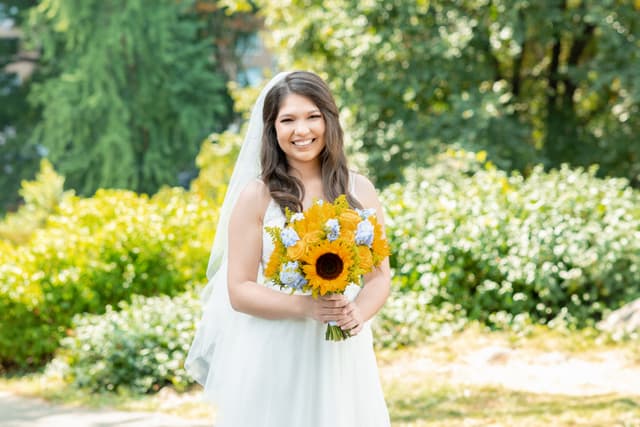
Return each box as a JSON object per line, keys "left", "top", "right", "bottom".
{"left": 277, "top": 109, "right": 321, "bottom": 119}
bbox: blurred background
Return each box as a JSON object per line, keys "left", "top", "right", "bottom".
{"left": 1, "top": 1, "right": 639, "bottom": 426}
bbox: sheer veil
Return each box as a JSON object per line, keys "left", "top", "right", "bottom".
{"left": 185, "top": 71, "right": 291, "bottom": 387}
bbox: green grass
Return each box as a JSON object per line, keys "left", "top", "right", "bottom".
{"left": 385, "top": 381, "right": 640, "bottom": 426}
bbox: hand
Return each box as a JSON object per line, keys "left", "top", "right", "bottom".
{"left": 306, "top": 294, "right": 348, "bottom": 323}
{"left": 334, "top": 300, "right": 364, "bottom": 336}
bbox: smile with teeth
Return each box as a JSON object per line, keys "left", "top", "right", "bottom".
{"left": 292, "top": 138, "right": 315, "bottom": 146}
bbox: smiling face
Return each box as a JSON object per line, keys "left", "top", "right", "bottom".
{"left": 274, "top": 93, "right": 326, "bottom": 168}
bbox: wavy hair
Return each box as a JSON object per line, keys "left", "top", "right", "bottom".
{"left": 260, "top": 71, "right": 362, "bottom": 213}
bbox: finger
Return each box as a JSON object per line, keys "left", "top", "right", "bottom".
{"left": 319, "top": 307, "right": 344, "bottom": 316}
{"left": 333, "top": 314, "right": 352, "bottom": 328}
{"left": 320, "top": 315, "right": 337, "bottom": 323}
{"left": 333, "top": 311, "right": 357, "bottom": 326}
{"left": 349, "top": 323, "right": 363, "bottom": 336}
{"left": 319, "top": 300, "right": 348, "bottom": 309}
{"left": 341, "top": 303, "right": 354, "bottom": 316}
{"left": 320, "top": 294, "right": 345, "bottom": 301}
{"left": 338, "top": 319, "right": 359, "bottom": 330}
{"left": 334, "top": 316, "right": 348, "bottom": 328}
{"left": 320, "top": 295, "right": 347, "bottom": 306}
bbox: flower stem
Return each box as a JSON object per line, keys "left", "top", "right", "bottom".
{"left": 325, "top": 324, "right": 350, "bottom": 341}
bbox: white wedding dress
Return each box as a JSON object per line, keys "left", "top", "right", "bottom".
{"left": 196, "top": 193, "right": 391, "bottom": 427}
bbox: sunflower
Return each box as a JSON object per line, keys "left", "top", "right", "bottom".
{"left": 302, "top": 239, "right": 354, "bottom": 296}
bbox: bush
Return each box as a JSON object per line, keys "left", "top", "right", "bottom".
{"left": 49, "top": 292, "right": 200, "bottom": 393}
{"left": 0, "top": 159, "right": 70, "bottom": 245}
{"left": 383, "top": 150, "right": 640, "bottom": 328}
{"left": 190, "top": 130, "right": 239, "bottom": 204}
{"left": 0, "top": 187, "right": 216, "bottom": 368}
{"left": 373, "top": 289, "right": 467, "bottom": 349}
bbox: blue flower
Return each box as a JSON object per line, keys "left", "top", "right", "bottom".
{"left": 281, "top": 227, "right": 300, "bottom": 248}
{"left": 355, "top": 219, "right": 374, "bottom": 247}
{"left": 279, "top": 261, "right": 308, "bottom": 290}
{"left": 356, "top": 208, "right": 376, "bottom": 219}
{"left": 325, "top": 218, "right": 340, "bottom": 241}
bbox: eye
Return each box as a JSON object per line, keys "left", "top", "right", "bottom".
{"left": 309, "top": 114, "right": 322, "bottom": 119}
{"left": 279, "top": 118, "right": 293, "bottom": 123}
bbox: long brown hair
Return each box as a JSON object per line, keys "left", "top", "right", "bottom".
{"left": 260, "top": 71, "right": 362, "bottom": 213}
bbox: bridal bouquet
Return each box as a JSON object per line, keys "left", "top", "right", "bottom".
{"left": 264, "top": 195, "right": 390, "bottom": 341}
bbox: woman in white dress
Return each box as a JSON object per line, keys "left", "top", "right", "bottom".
{"left": 186, "top": 71, "right": 391, "bottom": 427}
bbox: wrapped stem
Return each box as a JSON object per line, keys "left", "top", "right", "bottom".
{"left": 325, "top": 324, "right": 351, "bottom": 341}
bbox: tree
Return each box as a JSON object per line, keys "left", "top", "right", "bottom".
{"left": 260, "top": 0, "right": 640, "bottom": 186}
{"left": 0, "top": 0, "right": 41, "bottom": 213}
{"left": 25, "top": 0, "right": 234, "bottom": 195}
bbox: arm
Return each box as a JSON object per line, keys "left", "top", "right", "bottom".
{"left": 227, "top": 180, "right": 310, "bottom": 319}
{"left": 334, "top": 174, "right": 391, "bottom": 333}
{"left": 227, "top": 181, "right": 346, "bottom": 321}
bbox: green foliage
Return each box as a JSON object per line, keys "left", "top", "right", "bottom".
{"left": 0, "top": 159, "right": 70, "bottom": 244}
{"left": 189, "top": 80, "right": 276, "bottom": 202}
{"left": 261, "top": 0, "right": 640, "bottom": 186}
{"left": 383, "top": 150, "right": 640, "bottom": 328}
{"left": 190, "top": 131, "right": 240, "bottom": 203}
{"left": 0, "top": 187, "right": 216, "bottom": 368}
{"left": 49, "top": 292, "right": 200, "bottom": 394}
{"left": 0, "top": 133, "right": 43, "bottom": 215}
{"left": 25, "top": 0, "right": 233, "bottom": 195}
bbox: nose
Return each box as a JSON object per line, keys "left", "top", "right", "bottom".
{"left": 294, "top": 121, "right": 310, "bottom": 136}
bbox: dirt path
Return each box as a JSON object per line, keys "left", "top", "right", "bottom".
{"left": 380, "top": 343, "right": 640, "bottom": 396}
{"left": 0, "top": 390, "right": 214, "bottom": 427}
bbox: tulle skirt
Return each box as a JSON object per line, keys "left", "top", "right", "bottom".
{"left": 186, "top": 263, "right": 390, "bottom": 427}
{"left": 213, "top": 314, "right": 390, "bottom": 427}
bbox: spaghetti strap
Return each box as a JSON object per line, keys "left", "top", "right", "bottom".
{"left": 348, "top": 170, "right": 357, "bottom": 197}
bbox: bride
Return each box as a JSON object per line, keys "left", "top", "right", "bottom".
{"left": 186, "top": 71, "right": 391, "bottom": 427}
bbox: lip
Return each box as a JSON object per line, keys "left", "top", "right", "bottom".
{"left": 291, "top": 138, "right": 316, "bottom": 147}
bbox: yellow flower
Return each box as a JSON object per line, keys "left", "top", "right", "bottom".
{"left": 265, "top": 239, "right": 285, "bottom": 278}
{"left": 305, "top": 200, "right": 336, "bottom": 227}
{"left": 302, "top": 239, "right": 354, "bottom": 296}
{"left": 339, "top": 210, "right": 360, "bottom": 232}
{"left": 357, "top": 245, "right": 374, "bottom": 272}
{"left": 287, "top": 240, "right": 306, "bottom": 260}
{"left": 304, "top": 229, "right": 324, "bottom": 243}
{"left": 371, "top": 223, "right": 390, "bottom": 264}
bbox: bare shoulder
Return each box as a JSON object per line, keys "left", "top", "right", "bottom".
{"left": 351, "top": 171, "right": 379, "bottom": 208}
{"left": 233, "top": 179, "right": 271, "bottom": 221}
